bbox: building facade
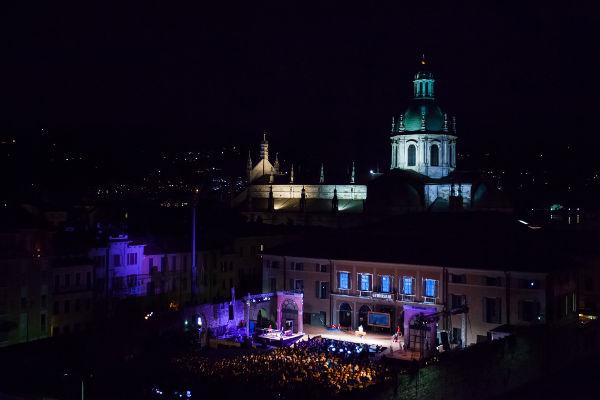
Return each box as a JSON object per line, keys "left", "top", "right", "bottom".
{"left": 262, "top": 253, "right": 549, "bottom": 347}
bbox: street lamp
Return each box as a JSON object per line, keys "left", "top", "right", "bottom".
{"left": 63, "top": 370, "right": 92, "bottom": 400}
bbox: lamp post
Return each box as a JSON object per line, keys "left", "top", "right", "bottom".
{"left": 63, "top": 371, "right": 91, "bottom": 400}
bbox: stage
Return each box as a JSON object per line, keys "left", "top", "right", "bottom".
{"left": 302, "top": 325, "right": 422, "bottom": 361}
{"left": 255, "top": 330, "right": 305, "bottom": 347}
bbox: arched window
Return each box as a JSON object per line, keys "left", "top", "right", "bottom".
{"left": 430, "top": 144, "right": 439, "bottom": 166}
{"left": 407, "top": 144, "right": 416, "bottom": 166}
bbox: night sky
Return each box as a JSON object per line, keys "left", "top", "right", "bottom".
{"left": 2, "top": 2, "right": 599, "bottom": 168}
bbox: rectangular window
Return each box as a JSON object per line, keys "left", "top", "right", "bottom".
{"left": 519, "top": 300, "right": 540, "bottom": 322}
{"left": 295, "top": 262, "right": 304, "bottom": 271}
{"left": 54, "top": 275, "right": 60, "bottom": 290}
{"left": 64, "top": 274, "right": 70, "bottom": 288}
{"left": 339, "top": 272, "right": 350, "bottom": 290}
{"left": 424, "top": 279, "right": 438, "bottom": 298}
{"left": 270, "top": 278, "right": 277, "bottom": 292}
{"left": 40, "top": 314, "right": 46, "bottom": 333}
{"left": 86, "top": 272, "right": 92, "bottom": 289}
{"left": 127, "top": 275, "right": 136, "bottom": 288}
{"left": 316, "top": 264, "right": 327, "bottom": 272}
{"left": 484, "top": 297, "right": 502, "bottom": 324}
{"left": 316, "top": 281, "right": 329, "bottom": 299}
{"left": 271, "top": 261, "right": 280, "bottom": 269}
{"left": 127, "top": 253, "right": 137, "bottom": 265}
{"left": 402, "top": 276, "right": 414, "bottom": 295}
{"left": 41, "top": 295, "right": 47, "bottom": 308}
{"left": 294, "top": 280, "right": 304, "bottom": 292}
{"left": 172, "top": 256, "right": 177, "bottom": 271}
{"left": 113, "top": 254, "right": 121, "bottom": 267}
{"left": 451, "top": 274, "right": 466, "bottom": 284}
{"left": 451, "top": 294, "right": 466, "bottom": 309}
{"left": 149, "top": 258, "right": 154, "bottom": 269}
{"left": 485, "top": 276, "right": 502, "bottom": 286}
{"left": 381, "top": 275, "right": 391, "bottom": 293}
{"left": 359, "top": 273, "right": 372, "bottom": 291}
{"left": 161, "top": 257, "right": 167, "bottom": 272}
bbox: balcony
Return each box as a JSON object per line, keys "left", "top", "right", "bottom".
{"left": 398, "top": 294, "right": 416, "bottom": 302}
{"left": 332, "top": 289, "right": 441, "bottom": 305}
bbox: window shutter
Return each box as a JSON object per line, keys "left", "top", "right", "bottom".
{"left": 315, "top": 281, "right": 320, "bottom": 298}
{"left": 497, "top": 298, "right": 502, "bottom": 323}
{"left": 483, "top": 298, "right": 487, "bottom": 323}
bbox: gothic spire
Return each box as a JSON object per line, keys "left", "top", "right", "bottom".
{"left": 443, "top": 113, "right": 449, "bottom": 132}
{"left": 399, "top": 114, "right": 405, "bottom": 132}
{"left": 391, "top": 116, "right": 395, "bottom": 133}
{"left": 290, "top": 164, "right": 294, "bottom": 184}
{"left": 319, "top": 163, "right": 324, "bottom": 184}
{"left": 452, "top": 116, "right": 457, "bottom": 133}
{"left": 420, "top": 111, "right": 426, "bottom": 131}
{"left": 350, "top": 161, "right": 356, "bottom": 184}
{"left": 260, "top": 131, "right": 269, "bottom": 161}
{"left": 274, "top": 152, "right": 280, "bottom": 172}
{"left": 269, "top": 165, "right": 274, "bottom": 184}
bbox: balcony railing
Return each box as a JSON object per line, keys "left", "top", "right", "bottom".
{"left": 332, "top": 290, "right": 440, "bottom": 305}
{"left": 398, "top": 294, "right": 416, "bottom": 302}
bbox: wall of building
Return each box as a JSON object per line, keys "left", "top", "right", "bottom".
{"left": 0, "top": 257, "right": 50, "bottom": 346}
{"left": 262, "top": 254, "right": 551, "bottom": 344}
{"left": 424, "top": 183, "right": 472, "bottom": 208}
{"left": 50, "top": 263, "right": 94, "bottom": 336}
{"left": 446, "top": 268, "right": 547, "bottom": 346}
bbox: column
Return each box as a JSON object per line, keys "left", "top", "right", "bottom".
{"left": 391, "top": 140, "right": 397, "bottom": 169}
{"left": 399, "top": 139, "right": 406, "bottom": 168}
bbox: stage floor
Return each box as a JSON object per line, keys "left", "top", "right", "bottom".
{"left": 256, "top": 331, "right": 305, "bottom": 346}
{"left": 302, "top": 325, "right": 421, "bottom": 361}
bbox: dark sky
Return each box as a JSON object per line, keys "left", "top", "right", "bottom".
{"left": 2, "top": 2, "right": 599, "bottom": 168}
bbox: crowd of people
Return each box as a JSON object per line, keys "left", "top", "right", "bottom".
{"left": 173, "top": 337, "right": 390, "bottom": 394}
{"left": 296, "top": 336, "right": 384, "bottom": 360}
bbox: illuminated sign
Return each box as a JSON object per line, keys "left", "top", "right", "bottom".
{"left": 372, "top": 292, "right": 393, "bottom": 300}
{"left": 368, "top": 312, "right": 391, "bottom": 327}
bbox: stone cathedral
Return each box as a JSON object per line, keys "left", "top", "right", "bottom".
{"left": 386, "top": 57, "right": 472, "bottom": 211}
{"left": 233, "top": 57, "right": 505, "bottom": 225}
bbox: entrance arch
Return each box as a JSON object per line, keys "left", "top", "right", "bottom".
{"left": 339, "top": 303, "right": 352, "bottom": 328}
{"left": 281, "top": 299, "right": 299, "bottom": 333}
{"left": 358, "top": 305, "right": 372, "bottom": 330}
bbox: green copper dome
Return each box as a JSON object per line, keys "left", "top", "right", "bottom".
{"left": 403, "top": 99, "right": 445, "bottom": 131}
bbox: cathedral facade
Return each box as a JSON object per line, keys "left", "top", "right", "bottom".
{"left": 233, "top": 58, "right": 505, "bottom": 225}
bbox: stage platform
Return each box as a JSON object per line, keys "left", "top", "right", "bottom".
{"left": 302, "top": 325, "right": 422, "bottom": 361}
{"left": 256, "top": 331, "right": 305, "bottom": 347}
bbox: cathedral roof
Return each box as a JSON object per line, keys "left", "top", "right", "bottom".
{"left": 403, "top": 99, "right": 445, "bottom": 132}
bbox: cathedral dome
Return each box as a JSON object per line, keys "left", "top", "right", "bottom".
{"left": 403, "top": 99, "right": 445, "bottom": 132}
